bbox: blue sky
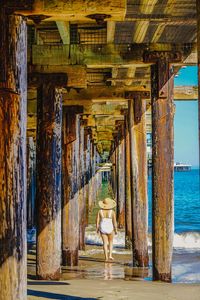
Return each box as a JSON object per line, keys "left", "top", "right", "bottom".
{"left": 174, "top": 66, "right": 199, "bottom": 167}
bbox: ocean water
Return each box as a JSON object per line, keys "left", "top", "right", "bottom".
{"left": 85, "top": 169, "right": 200, "bottom": 283}
{"left": 27, "top": 169, "right": 200, "bottom": 283}
{"left": 148, "top": 168, "right": 200, "bottom": 283}
{"left": 148, "top": 168, "right": 200, "bottom": 233}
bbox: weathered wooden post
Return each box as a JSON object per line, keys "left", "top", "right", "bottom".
{"left": 144, "top": 51, "right": 181, "bottom": 281}
{"left": 84, "top": 129, "right": 91, "bottom": 227}
{"left": 116, "top": 122, "right": 125, "bottom": 229}
{"left": 36, "top": 74, "right": 67, "bottom": 280}
{"left": 93, "top": 144, "right": 98, "bottom": 204}
{"left": 27, "top": 136, "right": 36, "bottom": 229}
{"left": 127, "top": 91, "right": 149, "bottom": 268}
{"left": 111, "top": 143, "right": 117, "bottom": 198}
{"left": 124, "top": 114, "right": 132, "bottom": 249}
{"left": 88, "top": 140, "right": 94, "bottom": 211}
{"left": 79, "top": 120, "right": 86, "bottom": 250}
{"left": 0, "top": 13, "right": 27, "bottom": 300}
{"left": 114, "top": 138, "right": 119, "bottom": 202}
{"left": 62, "top": 106, "right": 83, "bottom": 266}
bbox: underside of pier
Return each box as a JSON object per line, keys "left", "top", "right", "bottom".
{"left": 0, "top": 0, "right": 200, "bottom": 299}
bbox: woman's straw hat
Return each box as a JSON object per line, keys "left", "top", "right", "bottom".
{"left": 98, "top": 197, "right": 116, "bottom": 209}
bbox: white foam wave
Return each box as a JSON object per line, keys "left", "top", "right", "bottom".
{"left": 86, "top": 230, "right": 200, "bottom": 250}
{"left": 28, "top": 227, "right": 200, "bottom": 251}
{"left": 173, "top": 232, "right": 200, "bottom": 249}
{"left": 86, "top": 231, "right": 126, "bottom": 247}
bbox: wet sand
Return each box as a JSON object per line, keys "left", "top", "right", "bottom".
{"left": 28, "top": 278, "right": 200, "bottom": 300}
{"left": 27, "top": 244, "right": 200, "bottom": 300}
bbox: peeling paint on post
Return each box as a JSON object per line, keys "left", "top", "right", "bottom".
{"left": 151, "top": 60, "right": 175, "bottom": 282}
{"left": 0, "top": 14, "right": 27, "bottom": 300}
{"left": 128, "top": 95, "right": 148, "bottom": 268}
{"left": 36, "top": 75, "right": 65, "bottom": 280}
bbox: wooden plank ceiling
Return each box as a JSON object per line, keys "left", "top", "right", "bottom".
{"left": 26, "top": 0, "right": 198, "bottom": 155}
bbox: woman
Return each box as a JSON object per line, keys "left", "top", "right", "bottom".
{"left": 96, "top": 197, "right": 117, "bottom": 262}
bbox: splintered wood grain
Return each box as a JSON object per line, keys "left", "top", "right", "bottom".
{"left": 0, "top": 15, "right": 27, "bottom": 300}
{"left": 36, "top": 83, "right": 62, "bottom": 280}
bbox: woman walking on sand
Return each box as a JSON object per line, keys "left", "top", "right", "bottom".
{"left": 96, "top": 198, "right": 117, "bottom": 262}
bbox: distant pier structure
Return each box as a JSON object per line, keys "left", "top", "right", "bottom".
{"left": 1, "top": 1, "right": 200, "bottom": 299}
{"left": 174, "top": 163, "right": 192, "bottom": 172}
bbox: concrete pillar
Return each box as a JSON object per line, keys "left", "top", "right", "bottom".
{"left": 36, "top": 75, "right": 65, "bottom": 279}
{"left": 0, "top": 13, "right": 27, "bottom": 300}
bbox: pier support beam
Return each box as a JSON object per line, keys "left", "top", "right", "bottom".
{"left": 36, "top": 75, "right": 66, "bottom": 280}
{"left": 128, "top": 92, "right": 148, "bottom": 267}
{"left": 144, "top": 51, "right": 181, "bottom": 281}
{"left": 88, "top": 141, "right": 94, "bottom": 211}
{"left": 27, "top": 136, "right": 36, "bottom": 228}
{"left": 79, "top": 121, "right": 86, "bottom": 250}
{"left": 62, "top": 106, "right": 83, "bottom": 266}
{"left": 84, "top": 129, "right": 91, "bottom": 227}
{"left": 117, "top": 123, "right": 125, "bottom": 229}
{"left": 125, "top": 115, "right": 132, "bottom": 249}
{"left": 0, "top": 13, "right": 27, "bottom": 300}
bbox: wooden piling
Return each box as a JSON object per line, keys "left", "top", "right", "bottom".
{"left": 62, "top": 106, "right": 82, "bottom": 266}
{"left": 84, "top": 129, "right": 90, "bottom": 227}
{"left": 79, "top": 122, "right": 86, "bottom": 250}
{"left": 0, "top": 14, "right": 27, "bottom": 300}
{"left": 128, "top": 94, "right": 148, "bottom": 268}
{"left": 125, "top": 115, "right": 132, "bottom": 249}
{"left": 88, "top": 140, "right": 94, "bottom": 211}
{"left": 117, "top": 125, "right": 125, "bottom": 229}
{"left": 151, "top": 60, "right": 175, "bottom": 282}
{"left": 36, "top": 76, "right": 65, "bottom": 280}
{"left": 27, "top": 136, "right": 36, "bottom": 228}
{"left": 114, "top": 139, "right": 119, "bottom": 203}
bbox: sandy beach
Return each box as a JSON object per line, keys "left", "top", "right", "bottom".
{"left": 27, "top": 278, "right": 200, "bottom": 300}
{"left": 27, "top": 244, "right": 200, "bottom": 300}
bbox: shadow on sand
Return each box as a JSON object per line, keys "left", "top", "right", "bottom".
{"left": 28, "top": 290, "right": 97, "bottom": 300}
{"left": 28, "top": 281, "right": 70, "bottom": 286}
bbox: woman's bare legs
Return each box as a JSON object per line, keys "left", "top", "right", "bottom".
{"left": 108, "top": 233, "right": 114, "bottom": 260}
{"left": 101, "top": 234, "right": 109, "bottom": 261}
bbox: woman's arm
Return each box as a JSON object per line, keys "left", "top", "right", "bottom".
{"left": 96, "top": 211, "right": 100, "bottom": 233}
{"left": 112, "top": 211, "right": 118, "bottom": 234}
